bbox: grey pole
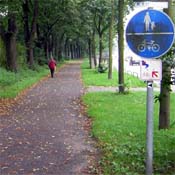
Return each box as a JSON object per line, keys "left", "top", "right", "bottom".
{"left": 146, "top": 81, "right": 154, "bottom": 175}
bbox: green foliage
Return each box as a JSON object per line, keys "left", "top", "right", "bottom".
{"left": 82, "top": 92, "right": 175, "bottom": 174}
{"left": 159, "top": 44, "right": 175, "bottom": 93}
{"left": 0, "top": 66, "right": 48, "bottom": 98}
{"left": 0, "top": 0, "right": 135, "bottom": 70}
{"left": 81, "top": 59, "right": 145, "bottom": 87}
{"left": 161, "top": 44, "right": 175, "bottom": 68}
{"left": 34, "top": 47, "right": 47, "bottom": 65}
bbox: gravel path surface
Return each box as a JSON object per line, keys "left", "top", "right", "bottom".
{"left": 0, "top": 62, "right": 97, "bottom": 175}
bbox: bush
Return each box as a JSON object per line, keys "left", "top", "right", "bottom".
{"left": 98, "top": 62, "right": 108, "bottom": 73}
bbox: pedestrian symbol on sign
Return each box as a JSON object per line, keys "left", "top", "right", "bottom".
{"left": 126, "top": 9, "right": 175, "bottom": 59}
{"left": 144, "top": 12, "right": 156, "bottom": 32}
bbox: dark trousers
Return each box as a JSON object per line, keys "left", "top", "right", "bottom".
{"left": 50, "top": 68, "right": 55, "bottom": 78}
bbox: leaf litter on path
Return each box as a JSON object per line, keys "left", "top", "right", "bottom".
{"left": 0, "top": 62, "right": 100, "bottom": 175}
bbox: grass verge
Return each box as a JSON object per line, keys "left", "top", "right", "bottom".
{"left": 82, "top": 92, "right": 175, "bottom": 175}
{"left": 81, "top": 59, "right": 175, "bottom": 174}
{"left": 0, "top": 65, "right": 49, "bottom": 98}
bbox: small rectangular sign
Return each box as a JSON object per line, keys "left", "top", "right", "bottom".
{"left": 140, "top": 59, "right": 162, "bottom": 81}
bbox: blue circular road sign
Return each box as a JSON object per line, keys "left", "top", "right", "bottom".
{"left": 126, "top": 9, "right": 175, "bottom": 59}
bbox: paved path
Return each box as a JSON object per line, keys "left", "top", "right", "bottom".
{"left": 86, "top": 85, "right": 175, "bottom": 93}
{"left": 0, "top": 62, "right": 97, "bottom": 175}
{"left": 86, "top": 86, "right": 160, "bottom": 93}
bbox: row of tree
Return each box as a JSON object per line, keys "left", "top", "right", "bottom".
{"left": 0, "top": 0, "right": 175, "bottom": 129}
{"left": 0, "top": 0, "right": 92, "bottom": 70}
{"left": 0, "top": 0, "right": 134, "bottom": 70}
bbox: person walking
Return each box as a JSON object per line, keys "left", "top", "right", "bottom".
{"left": 48, "top": 56, "right": 57, "bottom": 78}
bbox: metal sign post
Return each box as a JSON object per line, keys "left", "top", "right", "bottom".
{"left": 146, "top": 81, "right": 154, "bottom": 175}
{"left": 125, "top": 8, "right": 175, "bottom": 175}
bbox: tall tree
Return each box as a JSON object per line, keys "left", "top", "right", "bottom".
{"left": 37, "top": 0, "right": 81, "bottom": 60}
{"left": 85, "top": 0, "right": 110, "bottom": 68}
{"left": 5, "top": 13, "right": 18, "bottom": 72}
{"left": 117, "top": 0, "right": 133, "bottom": 92}
{"left": 92, "top": 29, "right": 97, "bottom": 68}
{"left": 79, "top": 0, "right": 98, "bottom": 67}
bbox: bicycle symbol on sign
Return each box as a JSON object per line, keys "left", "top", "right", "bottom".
{"left": 137, "top": 40, "right": 160, "bottom": 52}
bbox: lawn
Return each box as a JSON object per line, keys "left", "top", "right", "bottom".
{"left": 0, "top": 65, "right": 49, "bottom": 98}
{"left": 81, "top": 59, "right": 146, "bottom": 88}
{"left": 82, "top": 92, "right": 175, "bottom": 175}
{"left": 0, "top": 58, "right": 68, "bottom": 99}
{"left": 81, "top": 59, "right": 175, "bottom": 174}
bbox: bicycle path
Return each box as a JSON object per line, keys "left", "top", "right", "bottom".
{"left": 0, "top": 62, "right": 97, "bottom": 175}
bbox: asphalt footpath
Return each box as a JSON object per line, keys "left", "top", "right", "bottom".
{"left": 0, "top": 61, "right": 97, "bottom": 175}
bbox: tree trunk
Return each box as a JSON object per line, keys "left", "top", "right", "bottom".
{"left": 22, "top": 0, "right": 38, "bottom": 68}
{"left": 75, "top": 43, "right": 79, "bottom": 58}
{"left": 159, "top": 64, "right": 171, "bottom": 129}
{"left": 48, "top": 35, "right": 53, "bottom": 55}
{"left": 70, "top": 44, "right": 74, "bottom": 59}
{"left": 57, "top": 44, "right": 62, "bottom": 60}
{"left": 57, "top": 39, "right": 62, "bottom": 60}
{"left": 64, "top": 38, "right": 69, "bottom": 58}
{"left": 74, "top": 44, "right": 77, "bottom": 58}
{"left": 168, "top": 0, "right": 174, "bottom": 20}
{"left": 108, "top": 0, "right": 114, "bottom": 79}
{"left": 92, "top": 30, "right": 97, "bottom": 67}
{"left": 96, "top": 14, "right": 103, "bottom": 68}
{"left": 54, "top": 37, "right": 58, "bottom": 59}
{"left": 159, "top": 1, "right": 173, "bottom": 129}
{"left": 67, "top": 42, "right": 71, "bottom": 59}
{"left": 99, "top": 34, "right": 103, "bottom": 67}
{"left": 73, "top": 44, "right": 77, "bottom": 58}
{"left": 88, "top": 38, "right": 93, "bottom": 68}
{"left": 77, "top": 44, "right": 80, "bottom": 58}
{"left": 5, "top": 14, "right": 17, "bottom": 72}
{"left": 118, "top": 0, "right": 125, "bottom": 92}
{"left": 44, "top": 40, "right": 49, "bottom": 60}
{"left": 22, "top": 0, "right": 30, "bottom": 63}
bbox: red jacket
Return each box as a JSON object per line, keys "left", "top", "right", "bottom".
{"left": 48, "top": 59, "right": 56, "bottom": 69}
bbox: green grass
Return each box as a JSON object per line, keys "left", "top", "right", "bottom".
{"left": 81, "top": 59, "right": 175, "bottom": 174}
{"left": 82, "top": 92, "right": 175, "bottom": 175}
{"left": 0, "top": 65, "right": 49, "bottom": 98}
{"left": 81, "top": 59, "right": 145, "bottom": 88}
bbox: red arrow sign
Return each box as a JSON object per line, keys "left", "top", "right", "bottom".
{"left": 152, "top": 71, "right": 159, "bottom": 78}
